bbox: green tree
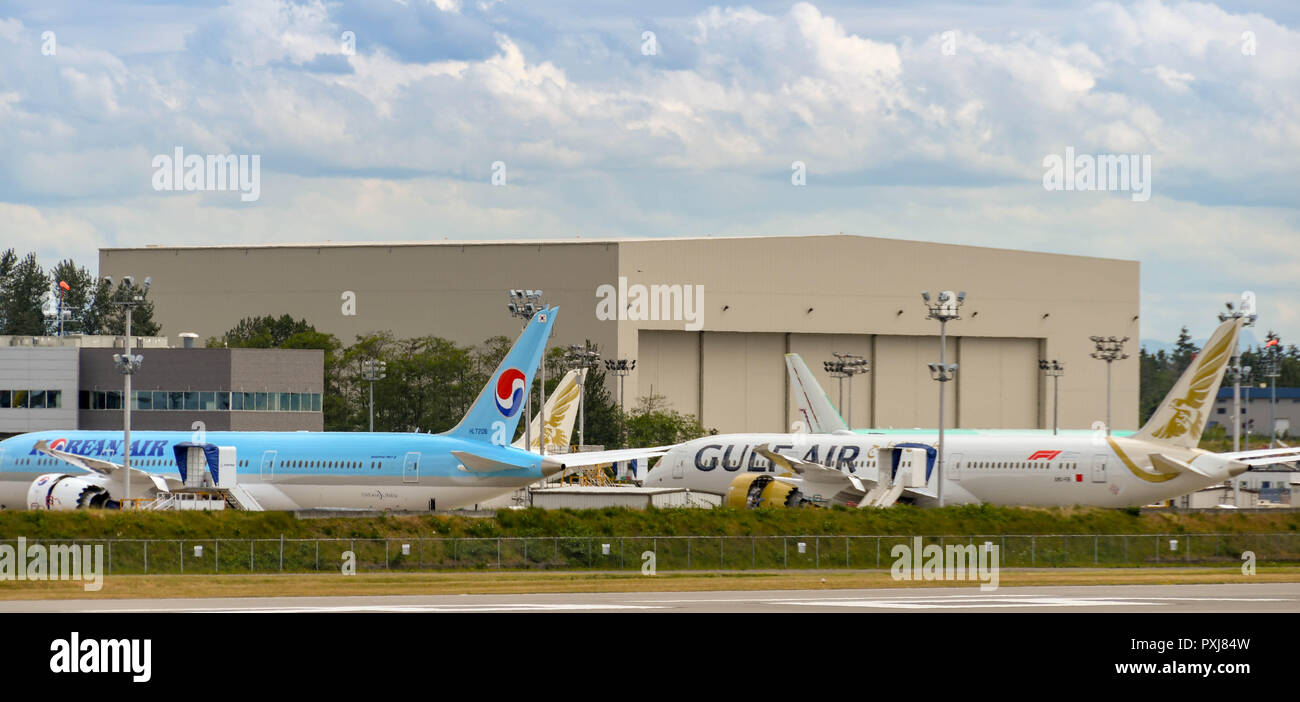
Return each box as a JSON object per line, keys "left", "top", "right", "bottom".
{"left": 576, "top": 362, "right": 623, "bottom": 448}
{"left": 283, "top": 329, "right": 346, "bottom": 430}
{"left": 48, "top": 259, "right": 99, "bottom": 334}
{"left": 100, "top": 282, "right": 161, "bottom": 337}
{"left": 1171, "top": 326, "right": 1197, "bottom": 371}
{"left": 623, "top": 392, "right": 707, "bottom": 448}
{"left": 214, "top": 314, "right": 312, "bottom": 348}
{"left": 0, "top": 251, "right": 50, "bottom": 335}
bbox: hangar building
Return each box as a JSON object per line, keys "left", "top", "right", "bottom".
{"left": 100, "top": 235, "right": 1140, "bottom": 434}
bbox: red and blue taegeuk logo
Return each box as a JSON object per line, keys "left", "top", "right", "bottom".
{"left": 495, "top": 368, "right": 526, "bottom": 417}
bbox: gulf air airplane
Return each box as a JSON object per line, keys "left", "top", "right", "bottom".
{"left": 645, "top": 317, "right": 1300, "bottom": 508}
{"left": 0, "top": 307, "right": 663, "bottom": 511}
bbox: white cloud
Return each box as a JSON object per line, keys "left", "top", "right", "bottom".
{"left": 0, "top": 1, "right": 1298, "bottom": 341}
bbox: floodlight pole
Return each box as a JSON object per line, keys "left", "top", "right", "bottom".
{"left": 508, "top": 289, "right": 546, "bottom": 452}
{"left": 566, "top": 343, "right": 600, "bottom": 447}
{"left": 1090, "top": 337, "right": 1129, "bottom": 436}
{"left": 124, "top": 305, "right": 133, "bottom": 504}
{"left": 605, "top": 358, "right": 635, "bottom": 446}
{"left": 1039, "top": 360, "right": 1064, "bottom": 435}
{"left": 362, "top": 359, "right": 387, "bottom": 432}
{"left": 923, "top": 290, "right": 964, "bottom": 508}
{"left": 108, "top": 276, "right": 149, "bottom": 509}
{"left": 1265, "top": 333, "right": 1280, "bottom": 448}
{"left": 1218, "top": 305, "right": 1256, "bottom": 506}
{"left": 826, "top": 353, "right": 869, "bottom": 426}
{"left": 824, "top": 360, "right": 848, "bottom": 417}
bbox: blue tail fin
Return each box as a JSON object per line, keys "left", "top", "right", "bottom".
{"left": 443, "top": 306, "right": 558, "bottom": 445}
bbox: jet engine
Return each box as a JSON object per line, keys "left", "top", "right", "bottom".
{"left": 725, "top": 473, "right": 808, "bottom": 509}
{"left": 26, "top": 473, "right": 115, "bottom": 510}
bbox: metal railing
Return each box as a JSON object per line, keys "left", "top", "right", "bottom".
{"left": 3, "top": 533, "right": 1295, "bottom": 575}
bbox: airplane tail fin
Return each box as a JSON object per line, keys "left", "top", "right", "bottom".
{"left": 785, "top": 353, "right": 849, "bottom": 433}
{"left": 512, "top": 368, "right": 584, "bottom": 453}
{"left": 443, "top": 306, "right": 559, "bottom": 445}
{"left": 1132, "top": 317, "right": 1242, "bottom": 449}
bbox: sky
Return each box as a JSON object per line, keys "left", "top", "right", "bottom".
{"left": 0, "top": 0, "right": 1297, "bottom": 345}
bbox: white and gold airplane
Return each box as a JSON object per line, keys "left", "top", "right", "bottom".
{"left": 645, "top": 317, "right": 1300, "bottom": 508}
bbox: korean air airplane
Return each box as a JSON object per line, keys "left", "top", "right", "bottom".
{"left": 645, "top": 317, "right": 1300, "bottom": 508}
{"left": 0, "top": 307, "right": 664, "bottom": 511}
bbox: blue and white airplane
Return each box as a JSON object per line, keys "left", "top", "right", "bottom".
{"left": 0, "top": 306, "right": 664, "bottom": 511}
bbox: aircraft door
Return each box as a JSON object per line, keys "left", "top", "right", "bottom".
{"left": 403, "top": 452, "right": 420, "bottom": 483}
{"left": 672, "top": 456, "right": 684, "bottom": 479}
{"left": 1091, "top": 454, "right": 1107, "bottom": 483}
{"left": 948, "top": 453, "right": 963, "bottom": 481}
{"left": 260, "top": 450, "right": 277, "bottom": 482}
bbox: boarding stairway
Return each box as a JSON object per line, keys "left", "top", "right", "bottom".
{"left": 140, "top": 443, "right": 264, "bottom": 511}
{"left": 224, "top": 484, "right": 264, "bottom": 511}
{"left": 857, "top": 447, "right": 931, "bottom": 508}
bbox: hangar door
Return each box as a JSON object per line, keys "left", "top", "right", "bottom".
{"left": 956, "top": 337, "right": 1039, "bottom": 429}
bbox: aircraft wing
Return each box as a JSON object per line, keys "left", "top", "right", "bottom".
{"left": 540, "top": 447, "right": 671, "bottom": 469}
{"left": 753, "top": 444, "right": 870, "bottom": 495}
{"left": 1216, "top": 447, "right": 1300, "bottom": 467}
{"left": 34, "top": 440, "right": 181, "bottom": 490}
{"left": 452, "top": 450, "right": 532, "bottom": 473}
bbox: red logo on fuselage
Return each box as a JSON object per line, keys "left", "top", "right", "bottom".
{"left": 1027, "top": 450, "right": 1061, "bottom": 461}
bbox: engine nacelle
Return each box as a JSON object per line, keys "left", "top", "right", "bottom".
{"left": 725, "top": 473, "right": 808, "bottom": 509}
{"left": 26, "top": 474, "right": 114, "bottom": 510}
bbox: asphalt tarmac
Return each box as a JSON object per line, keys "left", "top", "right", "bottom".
{"left": 3, "top": 582, "right": 1296, "bottom": 613}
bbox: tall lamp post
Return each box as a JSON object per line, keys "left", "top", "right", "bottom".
{"left": 605, "top": 358, "right": 635, "bottom": 448}
{"left": 1218, "top": 302, "right": 1256, "bottom": 455}
{"left": 362, "top": 359, "right": 387, "bottom": 432}
{"left": 824, "top": 353, "right": 869, "bottom": 426}
{"left": 1264, "top": 331, "right": 1281, "bottom": 448}
{"left": 105, "top": 275, "right": 150, "bottom": 509}
{"left": 922, "top": 289, "right": 964, "bottom": 508}
{"left": 508, "top": 289, "right": 545, "bottom": 452}
{"left": 1038, "top": 359, "right": 1065, "bottom": 435}
{"left": 605, "top": 358, "right": 636, "bottom": 413}
{"left": 823, "top": 359, "right": 849, "bottom": 415}
{"left": 564, "top": 343, "right": 601, "bottom": 448}
{"left": 1089, "top": 336, "right": 1129, "bottom": 436}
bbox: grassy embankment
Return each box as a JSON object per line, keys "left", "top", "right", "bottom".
{"left": 1, "top": 504, "right": 1297, "bottom": 540}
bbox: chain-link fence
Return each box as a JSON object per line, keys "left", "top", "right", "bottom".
{"left": 4, "top": 533, "right": 1295, "bottom": 575}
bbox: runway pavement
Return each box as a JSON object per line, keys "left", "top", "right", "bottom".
{"left": 3, "top": 582, "right": 1297, "bottom": 613}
